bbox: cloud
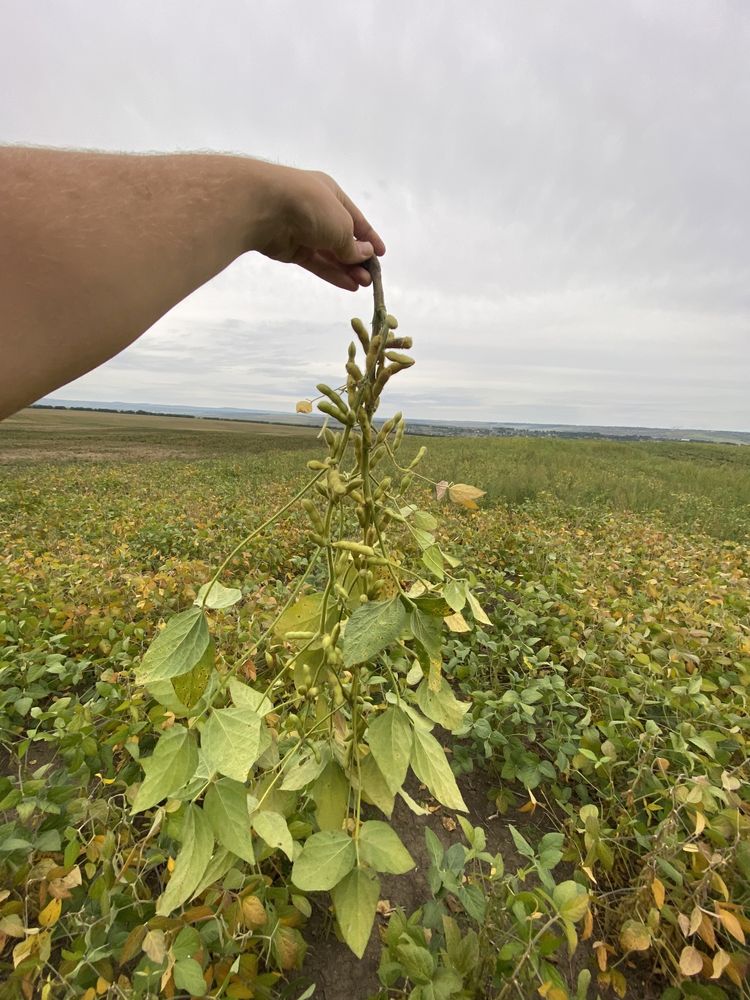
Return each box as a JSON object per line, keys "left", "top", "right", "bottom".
{"left": 2, "top": 0, "right": 749, "bottom": 429}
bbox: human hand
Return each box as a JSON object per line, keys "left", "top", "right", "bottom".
{"left": 247, "top": 163, "right": 386, "bottom": 291}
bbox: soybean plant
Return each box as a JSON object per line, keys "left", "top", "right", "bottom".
{"left": 132, "top": 259, "right": 489, "bottom": 958}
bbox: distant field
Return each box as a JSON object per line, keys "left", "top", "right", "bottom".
{"left": 0, "top": 407, "right": 317, "bottom": 464}
{"left": 3, "top": 407, "right": 749, "bottom": 540}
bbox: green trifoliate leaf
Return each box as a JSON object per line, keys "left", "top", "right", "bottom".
{"left": 366, "top": 706, "right": 413, "bottom": 795}
{"left": 552, "top": 881, "right": 590, "bottom": 923}
{"left": 195, "top": 581, "right": 242, "bottom": 610}
{"left": 173, "top": 958, "right": 207, "bottom": 997}
{"left": 228, "top": 677, "right": 273, "bottom": 716}
{"left": 132, "top": 725, "right": 198, "bottom": 814}
{"left": 204, "top": 778, "right": 255, "bottom": 864}
{"left": 291, "top": 831, "right": 356, "bottom": 891}
{"left": 251, "top": 810, "right": 294, "bottom": 861}
{"left": 312, "top": 761, "right": 349, "bottom": 832}
{"left": 410, "top": 609, "right": 442, "bottom": 663}
{"left": 537, "top": 832, "right": 565, "bottom": 871}
{"left": 332, "top": 867, "right": 380, "bottom": 959}
{"left": 358, "top": 753, "right": 395, "bottom": 818}
{"left": 173, "top": 638, "right": 215, "bottom": 709}
{"left": 411, "top": 595, "right": 452, "bottom": 618}
{"left": 413, "top": 510, "right": 438, "bottom": 532}
{"left": 190, "top": 848, "right": 235, "bottom": 900}
{"left": 416, "top": 677, "right": 470, "bottom": 732}
{"left": 411, "top": 727, "right": 467, "bottom": 812}
{"left": 508, "top": 825, "right": 535, "bottom": 859}
{"left": 274, "top": 592, "right": 331, "bottom": 640}
{"left": 421, "top": 545, "right": 445, "bottom": 581}
{"left": 281, "top": 744, "right": 330, "bottom": 791}
{"left": 342, "top": 597, "right": 408, "bottom": 668}
{"left": 412, "top": 527, "right": 435, "bottom": 550}
{"left": 138, "top": 607, "right": 210, "bottom": 683}
{"left": 443, "top": 579, "right": 467, "bottom": 613}
{"left": 156, "top": 804, "right": 213, "bottom": 915}
{"left": 395, "top": 936, "right": 435, "bottom": 985}
{"left": 359, "top": 821, "right": 414, "bottom": 874}
{"left": 201, "top": 707, "right": 262, "bottom": 782}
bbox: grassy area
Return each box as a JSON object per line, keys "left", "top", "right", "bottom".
{"left": 423, "top": 436, "right": 750, "bottom": 542}
{"left": 0, "top": 410, "right": 748, "bottom": 999}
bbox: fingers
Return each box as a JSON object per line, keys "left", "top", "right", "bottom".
{"left": 335, "top": 186, "right": 386, "bottom": 257}
{"left": 310, "top": 172, "right": 386, "bottom": 263}
{"left": 294, "top": 247, "right": 373, "bottom": 292}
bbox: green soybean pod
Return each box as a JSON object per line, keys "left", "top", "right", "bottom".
{"left": 384, "top": 351, "right": 415, "bottom": 368}
{"left": 393, "top": 418, "right": 405, "bottom": 451}
{"left": 408, "top": 446, "right": 427, "bottom": 469}
{"left": 350, "top": 317, "right": 369, "bottom": 351}
{"left": 386, "top": 336, "right": 412, "bottom": 350}
{"left": 332, "top": 540, "right": 376, "bottom": 557}
{"left": 318, "top": 401, "right": 351, "bottom": 425}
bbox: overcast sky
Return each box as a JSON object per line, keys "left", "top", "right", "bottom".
{"left": 2, "top": 2, "right": 749, "bottom": 429}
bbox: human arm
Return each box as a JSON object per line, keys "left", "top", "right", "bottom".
{"left": 0, "top": 147, "right": 385, "bottom": 419}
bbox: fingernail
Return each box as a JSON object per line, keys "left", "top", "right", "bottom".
{"left": 355, "top": 240, "right": 374, "bottom": 259}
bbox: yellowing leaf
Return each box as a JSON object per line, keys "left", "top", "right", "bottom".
{"left": 38, "top": 898, "right": 62, "bottom": 928}
{"left": 447, "top": 483, "right": 486, "bottom": 509}
{"left": 444, "top": 611, "right": 470, "bottom": 633}
{"left": 651, "top": 877, "right": 665, "bottom": 910}
{"left": 593, "top": 941, "right": 608, "bottom": 971}
{"left": 48, "top": 865, "right": 82, "bottom": 899}
{"left": 619, "top": 919, "right": 651, "bottom": 952}
{"left": 0, "top": 914, "right": 25, "bottom": 938}
{"left": 142, "top": 928, "right": 167, "bottom": 964}
{"left": 296, "top": 400, "right": 313, "bottom": 414}
{"left": 679, "top": 945, "right": 704, "bottom": 976}
{"left": 466, "top": 590, "right": 492, "bottom": 625}
{"left": 717, "top": 908, "right": 746, "bottom": 944}
{"left": 240, "top": 895, "right": 267, "bottom": 929}
{"left": 711, "top": 949, "right": 731, "bottom": 980}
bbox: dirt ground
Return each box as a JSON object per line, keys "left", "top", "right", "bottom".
{"left": 293, "top": 765, "right": 568, "bottom": 1000}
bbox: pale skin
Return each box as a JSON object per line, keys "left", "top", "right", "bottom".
{"left": 0, "top": 146, "right": 386, "bottom": 420}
